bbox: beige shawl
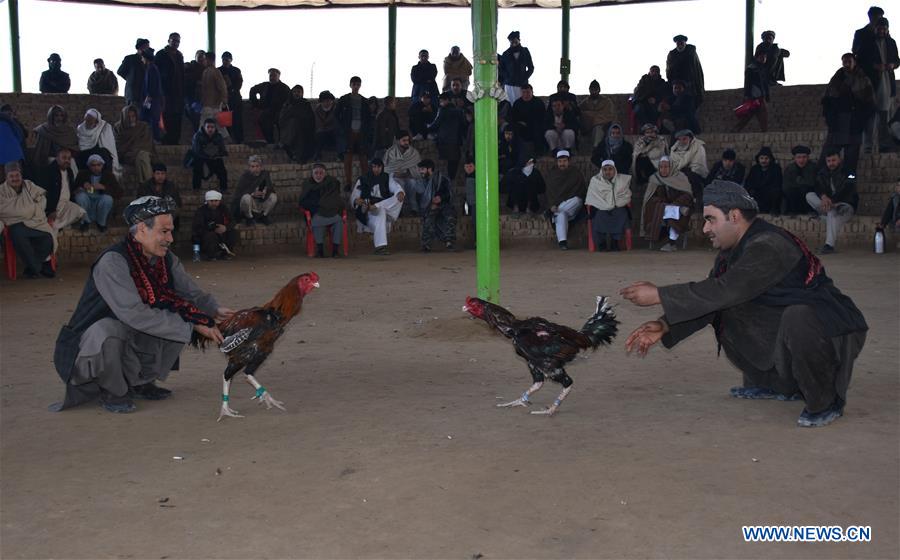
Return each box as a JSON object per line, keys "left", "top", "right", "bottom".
{"left": 0, "top": 180, "right": 57, "bottom": 250}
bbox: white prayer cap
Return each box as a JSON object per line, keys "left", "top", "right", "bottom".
{"left": 556, "top": 149, "right": 571, "bottom": 159}
{"left": 87, "top": 154, "right": 105, "bottom": 165}
{"left": 659, "top": 156, "right": 670, "bottom": 162}
{"left": 601, "top": 159, "right": 616, "bottom": 168}
{"left": 205, "top": 190, "right": 223, "bottom": 202}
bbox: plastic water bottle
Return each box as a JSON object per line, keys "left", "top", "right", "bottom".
{"left": 192, "top": 244, "right": 201, "bottom": 262}
{"left": 874, "top": 228, "right": 884, "bottom": 254}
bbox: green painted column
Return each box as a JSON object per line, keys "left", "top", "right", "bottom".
{"left": 471, "top": 0, "right": 500, "bottom": 302}
{"left": 561, "top": 0, "right": 571, "bottom": 82}
{"left": 388, "top": 4, "right": 397, "bottom": 96}
{"left": 745, "top": 0, "right": 755, "bottom": 65}
{"left": 207, "top": 0, "right": 217, "bottom": 54}
{"left": 9, "top": 0, "right": 22, "bottom": 93}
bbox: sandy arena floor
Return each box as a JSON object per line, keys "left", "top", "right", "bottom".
{"left": 1, "top": 245, "right": 898, "bottom": 559}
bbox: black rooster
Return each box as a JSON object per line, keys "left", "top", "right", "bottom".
{"left": 463, "top": 295, "right": 618, "bottom": 416}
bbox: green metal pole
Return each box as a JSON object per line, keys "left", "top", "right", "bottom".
{"left": 9, "top": 0, "right": 22, "bottom": 93}
{"left": 388, "top": 4, "right": 397, "bottom": 96}
{"left": 472, "top": 0, "right": 500, "bottom": 302}
{"left": 207, "top": 0, "right": 217, "bottom": 54}
{"left": 745, "top": 0, "right": 755, "bottom": 65}
{"left": 561, "top": 0, "right": 570, "bottom": 82}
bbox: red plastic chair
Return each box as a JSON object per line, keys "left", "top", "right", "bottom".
{"left": 586, "top": 204, "right": 633, "bottom": 252}
{"left": 2, "top": 225, "right": 57, "bottom": 280}
{"left": 300, "top": 208, "right": 348, "bottom": 257}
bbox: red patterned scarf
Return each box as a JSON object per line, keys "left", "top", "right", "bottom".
{"left": 123, "top": 235, "right": 215, "bottom": 327}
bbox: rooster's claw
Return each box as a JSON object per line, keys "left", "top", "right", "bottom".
{"left": 530, "top": 405, "right": 558, "bottom": 416}
{"left": 496, "top": 398, "right": 529, "bottom": 408}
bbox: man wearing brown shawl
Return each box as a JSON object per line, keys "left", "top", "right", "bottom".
{"left": 820, "top": 53, "right": 874, "bottom": 175}
{"left": 32, "top": 105, "right": 79, "bottom": 170}
{"left": 442, "top": 46, "right": 473, "bottom": 91}
{"left": 640, "top": 156, "right": 693, "bottom": 251}
{"left": 200, "top": 52, "right": 230, "bottom": 140}
{"left": 0, "top": 162, "right": 56, "bottom": 278}
{"left": 278, "top": 85, "right": 316, "bottom": 163}
{"left": 115, "top": 105, "right": 156, "bottom": 184}
{"left": 86, "top": 59, "right": 119, "bottom": 95}
{"left": 579, "top": 80, "right": 617, "bottom": 147}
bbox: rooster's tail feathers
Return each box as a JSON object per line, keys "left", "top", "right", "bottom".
{"left": 581, "top": 296, "right": 619, "bottom": 348}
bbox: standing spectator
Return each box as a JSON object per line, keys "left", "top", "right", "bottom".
{"left": 190, "top": 119, "right": 228, "bottom": 192}
{"left": 544, "top": 150, "right": 587, "bottom": 250}
{"left": 502, "top": 156, "right": 544, "bottom": 216}
{"left": 313, "top": 91, "right": 338, "bottom": 160}
{"left": 733, "top": 49, "right": 770, "bottom": 132}
{"left": 544, "top": 99, "right": 578, "bottom": 153}
{"left": 448, "top": 78, "right": 472, "bottom": 110}
{"left": 666, "top": 35, "right": 705, "bottom": 106}
{"left": 428, "top": 92, "right": 466, "bottom": 180}
{"left": 0, "top": 163, "right": 55, "bottom": 279}
{"left": 40, "top": 147, "right": 85, "bottom": 232}
{"left": 668, "top": 129, "right": 708, "bottom": 205}
{"left": 278, "top": 85, "right": 316, "bottom": 163}
{"left": 117, "top": 38, "right": 150, "bottom": 105}
{"left": 756, "top": 31, "right": 791, "bottom": 86}
{"left": 299, "top": 163, "right": 344, "bottom": 258}
{"left": 463, "top": 159, "right": 477, "bottom": 233}
{"left": 856, "top": 17, "right": 899, "bottom": 153}
{"left": 336, "top": 76, "right": 373, "bottom": 188}
{"left": 155, "top": 33, "right": 185, "bottom": 145}
{"left": 200, "top": 52, "right": 229, "bottom": 140}
{"left": 548, "top": 80, "right": 579, "bottom": 115}
{"left": 808, "top": 150, "right": 858, "bottom": 254}
{"left": 383, "top": 130, "right": 423, "bottom": 206}
{"left": 87, "top": 59, "right": 118, "bottom": 95}
{"left": 632, "top": 66, "right": 669, "bottom": 128}
{"left": 499, "top": 31, "right": 534, "bottom": 105}
{"left": 876, "top": 180, "right": 900, "bottom": 237}
{"left": 233, "top": 155, "right": 277, "bottom": 226}
{"left": 852, "top": 6, "right": 884, "bottom": 55}
{"left": 744, "top": 146, "right": 783, "bottom": 214}
{"left": 249, "top": 68, "right": 290, "bottom": 143}
{"left": 408, "top": 91, "right": 436, "bottom": 140}
{"left": 443, "top": 46, "right": 473, "bottom": 91}
{"left": 373, "top": 96, "right": 400, "bottom": 156}
{"left": 31, "top": 106, "right": 78, "bottom": 170}
{"left": 192, "top": 190, "right": 237, "bottom": 260}
{"left": 73, "top": 155, "right": 121, "bottom": 233}
{"left": 579, "top": 80, "right": 617, "bottom": 147}
{"left": 137, "top": 163, "right": 182, "bottom": 230}
{"left": 410, "top": 50, "right": 439, "bottom": 110}
{"left": 821, "top": 53, "right": 874, "bottom": 175}
{"left": 140, "top": 48, "right": 164, "bottom": 142}
{"left": 413, "top": 159, "right": 456, "bottom": 252}
{"left": 39, "top": 53, "right": 71, "bottom": 94}
{"left": 498, "top": 124, "right": 525, "bottom": 176}
{"left": 706, "top": 148, "right": 746, "bottom": 187}
{"left": 218, "top": 52, "right": 244, "bottom": 143}
{"left": 631, "top": 123, "right": 669, "bottom": 184}
{"left": 509, "top": 84, "right": 546, "bottom": 155}
{"left": 0, "top": 105, "right": 26, "bottom": 173}
{"left": 76, "top": 108, "right": 120, "bottom": 176}
{"left": 591, "top": 123, "right": 633, "bottom": 175}
{"left": 350, "top": 157, "right": 406, "bottom": 255}
{"left": 183, "top": 49, "right": 206, "bottom": 132}
{"left": 586, "top": 160, "right": 633, "bottom": 252}
{"left": 659, "top": 80, "right": 700, "bottom": 135}
{"left": 640, "top": 156, "right": 693, "bottom": 250}
{"left": 782, "top": 145, "right": 817, "bottom": 215}
{"left": 114, "top": 105, "right": 155, "bottom": 185}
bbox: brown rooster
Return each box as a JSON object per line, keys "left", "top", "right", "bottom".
{"left": 194, "top": 272, "right": 319, "bottom": 420}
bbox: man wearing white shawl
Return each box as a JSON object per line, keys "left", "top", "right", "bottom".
{"left": 383, "top": 131, "right": 422, "bottom": 210}
{"left": 77, "top": 109, "right": 121, "bottom": 177}
{"left": 350, "top": 158, "right": 406, "bottom": 255}
{"left": 586, "top": 160, "right": 632, "bottom": 251}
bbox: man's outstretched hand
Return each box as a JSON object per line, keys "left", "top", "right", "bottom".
{"left": 620, "top": 281, "right": 661, "bottom": 306}
{"left": 625, "top": 320, "right": 668, "bottom": 356}
{"left": 194, "top": 324, "right": 224, "bottom": 345}
{"left": 216, "top": 307, "right": 235, "bottom": 322}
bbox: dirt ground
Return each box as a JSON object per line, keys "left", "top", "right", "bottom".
{"left": 1, "top": 245, "right": 897, "bottom": 560}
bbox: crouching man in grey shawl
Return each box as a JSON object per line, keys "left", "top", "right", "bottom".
{"left": 51, "top": 196, "right": 233, "bottom": 413}
{"left": 620, "top": 181, "right": 867, "bottom": 428}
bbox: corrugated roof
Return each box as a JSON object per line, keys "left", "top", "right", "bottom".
{"left": 43, "top": 0, "right": 684, "bottom": 10}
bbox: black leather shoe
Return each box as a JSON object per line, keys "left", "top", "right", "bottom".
{"left": 129, "top": 382, "right": 172, "bottom": 401}
{"left": 100, "top": 391, "right": 137, "bottom": 413}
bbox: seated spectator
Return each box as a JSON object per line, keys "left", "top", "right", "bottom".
{"left": 668, "top": 129, "right": 708, "bottom": 206}
{"left": 498, "top": 124, "right": 525, "bottom": 176}
{"left": 632, "top": 65, "right": 669, "bottom": 128}
{"left": 77, "top": 109, "right": 121, "bottom": 176}
{"left": 579, "top": 80, "right": 617, "bottom": 147}
{"left": 278, "top": 85, "right": 316, "bottom": 164}
{"left": 374, "top": 96, "right": 400, "bottom": 156}
{"left": 877, "top": 180, "right": 900, "bottom": 242}
{"left": 383, "top": 130, "right": 423, "bottom": 207}
{"left": 586, "top": 160, "right": 632, "bottom": 252}
{"left": 544, "top": 150, "right": 587, "bottom": 250}
{"left": 448, "top": 78, "right": 472, "bottom": 110}
{"left": 408, "top": 91, "right": 436, "bottom": 140}
{"left": 137, "top": 163, "right": 181, "bottom": 230}
{"left": 32, "top": 105, "right": 79, "bottom": 170}
{"left": 591, "top": 123, "right": 632, "bottom": 175}
{"left": 299, "top": 163, "right": 344, "bottom": 258}
{"left": 631, "top": 123, "right": 669, "bottom": 184}
{"left": 413, "top": 159, "right": 456, "bottom": 251}
{"left": 544, "top": 99, "right": 578, "bottom": 153}
{"left": 756, "top": 30, "right": 790, "bottom": 86}
{"left": 411, "top": 50, "right": 439, "bottom": 109}
{"left": 808, "top": 150, "right": 858, "bottom": 254}
{"left": 890, "top": 107, "right": 900, "bottom": 148}
{"left": 659, "top": 80, "right": 700, "bottom": 135}
{"left": 508, "top": 84, "right": 546, "bottom": 155}
{"left": 350, "top": 157, "right": 406, "bottom": 255}
{"left": 745, "top": 146, "right": 783, "bottom": 214}
{"left": 0, "top": 163, "right": 56, "bottom": 278}
{"left": 190, "top": 118, "right": 228, "bottom": 192}
{"left": 443, "top": 46, "right": 473, "bottom": 91}
{"left": 114, "top": 105, "right": 155, "bottom": 185}
{"left": 733, "top": 49, "right": 770, "bottom": 132}
{"left": 782, "top": 145, "right": 817, "bottom": 215}
{"left": 87, "top": 58, "right": 119, "bottom": 95}
{"left": 502, "top": 156, "right": 545, "bottom": 215}
{"left": 233, "top": 155, "right": 277, "bottom": 226}
{"left": 706, "top": 148, "right": 746, "bottom": 186}
{"left": 249, "top": 68, "right": 290, "bottom": 144}
{"left": 191, "top": 190, "right": 237, "bottom": 260}
{"left": 0, "top": 105, "right": 26, "bottom": 174}
{"left": 314, "top": 91, "right": 338, "bottom": 160}
{"left": 548, "top": 80, "right": 579, "bottom": 115}
{"left": 428, "top": 92, "right": 466, "bottom": 180}
{"left": 39, "top": 53, "right": 70, "bottom": 94}
{"left": 40, "top": 147, "right": 86, "bottom": 232}
{"left": 73, "top": 154, "right": 121, "bottom": 233}
{"left": 640, "top": 156, "right": 692, "bottom": 251}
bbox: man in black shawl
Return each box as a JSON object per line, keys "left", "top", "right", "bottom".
{"left": 621, "top": 181, "right": 867, "bottom": 428}
{"left": 278, "top": 85, "right": 315, "bottom": 163}
{"left": 39, "top": 53, "right": 70, "bottom": 94}
{"left": 665, "top": 35, "right": 705, "bottom": 106}
{"left": 87, "top": 59, "right": 119, "bottom": 95}
{"left": 218, "top": 52, "right": 245, "bottom": 143}
{"left": 155, "top": 32, "right": 186, "bottom": 145}
{"left": 117, "top": 38, "right": 150, "bottom": 105}
{"left": 755, "top": 31, "right": 791, "bottom": 85}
